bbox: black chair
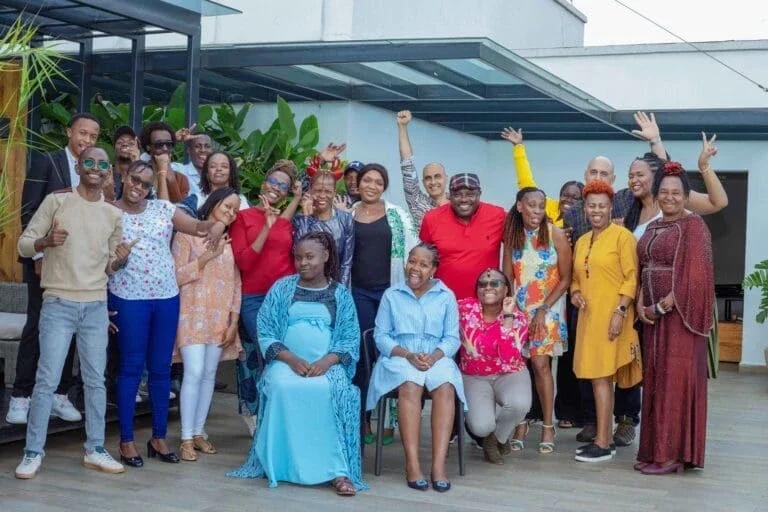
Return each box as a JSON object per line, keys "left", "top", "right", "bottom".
{"left": 362, "top": 329, "right": 466, "bottom": 477}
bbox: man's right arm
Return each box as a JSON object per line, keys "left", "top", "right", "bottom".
{"left": 18, "top": 194, "right": 57, "bottom": 258}
{"left": 397, "top": 110, "right": 432, "bottom": 227}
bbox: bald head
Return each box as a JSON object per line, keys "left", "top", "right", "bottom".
{"left": 422, "top": 162, "right": 447, "bottom": 201}
{"left": 584, "top": 156, "right": 615, "bottom": 185}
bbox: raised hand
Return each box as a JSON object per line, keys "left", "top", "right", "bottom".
{"left": 300, "top": 193, "right": 314, "bottom": 216}
{"left": 333, "top": 195, "right": 352, "bottom": 213}
{"left": 175, "top": 124, "right": 203, "bottom": 144}
{"left": 501, "top": 127, "right": 523, "bottom": 145}
{"left": 153, "top": 153, "right": 170, "bottom": 176}
{"left": 46, "top": 218, "right": 69, "bottom": 248}
{"left": 631, "top": 111, "right": 660, "bottom": 142}
{"left": 698, "top": 132, "right": 718, "bottom": 170}
{"left": 319, "top": 142, "right": 347, "bottom": 164}
{"left": 260, "top": 195, "right": 280, "bottom": 228}
{"left": 291, "top": 179, "right": 302, "bottom": 198}
{"left": 202, "top": 222, "right": 226, "bottom": 251}
{"left": 502, "top": 296, "right": 516, "bottom": 315}
{"left": 114, "top": 239, "right": 138, "bottom": 267}
{"left": 396, "top": 110, "right": 412, "bottom": 125}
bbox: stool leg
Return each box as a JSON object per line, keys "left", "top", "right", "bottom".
{"left": 374, "top": 397, "right": 386, "bottom": 476}
{"left": 457, "top": 400, "right": 466, "bottom": 476}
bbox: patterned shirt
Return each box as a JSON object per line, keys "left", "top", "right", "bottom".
{"left": 458, "top": 297, "right": 527, "bottom": 376}
{"left": 400, "top": 156, "right": 439, "bottom": 229}
{"left": 109, "top": 200, "right": 179, "bottom": 300}
{"left": 564, "top": 187, "right": 634, "bottom": 241}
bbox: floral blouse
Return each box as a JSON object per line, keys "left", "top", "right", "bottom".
{"left": 458, "top": 297, "right": 528, "bottom": 376}
{"left": 109, "top": 200, "right": 178, "bottom": 300}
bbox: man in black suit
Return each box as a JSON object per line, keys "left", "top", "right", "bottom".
{"left": 6, "top": 113, "right": 101, "bottom": 425}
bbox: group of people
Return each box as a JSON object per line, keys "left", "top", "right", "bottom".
{"left": 9, "top": 108, "right": 725, "bottom": 494}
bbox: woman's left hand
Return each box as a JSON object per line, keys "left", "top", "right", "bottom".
{"left": 203, "top": 221, "right": 226, "bottom": 250}
{"left": 608, "top": 311, "right": 624, "bottom": 341}
{"left": 529, "top": 309, "right": 547, "bottom": 340}
{"left": 219, "top": 324, "right": 237, "bottom": 349}
{"left": 502, "top": 297, "right": 516, "bottom": 315}
{"left": 306, "top": 357, "right": 332, "bottom": 377}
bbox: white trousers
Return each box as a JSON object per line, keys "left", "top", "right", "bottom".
{"left": 179, "top": 344, "right": 222, "bottom": 440}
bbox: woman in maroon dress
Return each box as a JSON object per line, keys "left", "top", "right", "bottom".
{"left": 635, "top": 161, "right": 714, "bottom": 475}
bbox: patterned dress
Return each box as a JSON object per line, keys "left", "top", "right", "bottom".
{"left": 510, "top": 226, "right": 567, "bottom": 357}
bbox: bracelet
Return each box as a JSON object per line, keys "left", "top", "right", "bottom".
{"left": 655, "top": 303, "right": 665, "bottom": 316}
{"left": 650, "top": 137, "right": 662, "bottom": 146}
{"left": 700, "top": 164, "right": 713, "bottom": 174}
{"left": 502, "top": 313, "right": 516, "bottom": 319}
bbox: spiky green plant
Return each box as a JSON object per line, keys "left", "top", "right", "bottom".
{"left": 743, "top": 260, "right": 768, "bottom": 324}
{"left": 0, "top": 15, "right": 72, "bottom": 234}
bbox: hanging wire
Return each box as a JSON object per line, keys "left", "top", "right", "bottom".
{"left": 611, "top": 0, "right": 768, "bottom": 93}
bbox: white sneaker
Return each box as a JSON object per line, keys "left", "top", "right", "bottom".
{"left": 83, "top": 447, "right": 125, "bottom": 474}
{"left": 6, "top": 396, "right": 31, "bottom": 424}
{"left": 169, "top": 391, "right": 176, "bottom": 400}
{"left": 52, "top": 394, "right": 82, "bottom": 422}
{"left": 15, "top": 451, "right": 42, "bottom": 479}
{"left": 135, "top": 392, "right": 143, "bottom": 403}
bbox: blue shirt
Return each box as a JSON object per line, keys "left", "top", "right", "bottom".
{"left": 374, "top": 279, "right": 460, "bottom": 358}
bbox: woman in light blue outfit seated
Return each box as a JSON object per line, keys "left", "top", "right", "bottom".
{"left": 228, "top": 232, "right": 367, "bottom": 496}
{"left": 366, "top": 243, "right": 466, "bottom": 493}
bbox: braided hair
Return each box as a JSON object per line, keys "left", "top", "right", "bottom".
{"left": 624, "top": 152, "right": 667, "bottom": 232}
{"left": 409, "top": 242, "right": 440, "bottom": 269}
{"left": 503, "top": 187, "right": 550, "bottom": 252}
{"left": 200, "top": 152, "right": 240, "bottom": 195}
{"left": 295, "top": 231, "right": 340, "bottom": 282}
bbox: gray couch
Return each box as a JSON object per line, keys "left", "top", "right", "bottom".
{"left": 0, "top": 281, "right": 27, "bottom": 388}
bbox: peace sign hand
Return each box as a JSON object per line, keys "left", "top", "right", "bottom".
{"left": 698, "top": 132, "right": 718, "bottom": 170}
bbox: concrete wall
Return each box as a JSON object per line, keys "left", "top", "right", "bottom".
{"left": 85, "top": 0, "right": 585, "bottom": 52}
{"left": 240, "top": 99, "right": 768, "bottom": 367}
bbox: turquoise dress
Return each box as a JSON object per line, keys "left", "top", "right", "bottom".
{"left": 228, "top": 276, "right": 367, "bottom": 491}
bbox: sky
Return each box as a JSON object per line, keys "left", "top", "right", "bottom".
{"left": 572, "top": 0, "right": 768, "bottom": 46}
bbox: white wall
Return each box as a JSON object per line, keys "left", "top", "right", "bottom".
{"left": 240, "top": 99, "right": 768, "bottom": 368}
{"left": 520, "top": 43, "right": 768, "bottom": 109}
{"left": 85, "top": 0, "right": 585, "bottom": 52}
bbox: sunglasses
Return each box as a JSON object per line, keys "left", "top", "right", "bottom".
{"left": 152, "top": 140, "right": 175, "bottom": 149}
{"left": 478, "top": 279, "right": 504, "bottom": 289}
{"left": 266, "top": 175, "right": 289, "bottom": 193}
{"left": 129, "top": 174, "right": 153, "bottom": 191}
{"left": 81, "top": 158, "right": 110, "bottom": 172}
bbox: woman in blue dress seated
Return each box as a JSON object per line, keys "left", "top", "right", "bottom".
{"left": 227, "top": 232, "right": 367, "bottom": 496}
{"left": 366, "top": 243, "right": 466, "bottom": 493}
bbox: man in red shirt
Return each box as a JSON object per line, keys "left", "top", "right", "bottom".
{"left": 419, "top": 173, "right": 506, "bottom": 300}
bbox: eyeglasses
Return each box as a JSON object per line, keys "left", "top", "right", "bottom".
{"left": 152, "top": 140, "right": 175, "bottom": 149}
{"left": 81, "top": 158, "right": 110, "bottom": 172}
{"left": 129, "top": 174, "right": 153, "bottom": 191}
{"left": 478, "top": 279, "right": 504, "bottom": 289}
{"left": 266, "top": 175, "right": 289, "bottom": 193}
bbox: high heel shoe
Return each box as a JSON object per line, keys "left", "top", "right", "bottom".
{"left": 509, "top": 421, "right": 529, "bottom": 452}
{"left": 640, "top": 462, "right": 684, "bottom": 475}
{"left": 538, "top": 424, "right": 557, "bottom": 454}
{"left": 119, "top": 450, "right": 144, "bottom": 468}
{"left": 146, "top": 440, "right": 180, "bottom": 463}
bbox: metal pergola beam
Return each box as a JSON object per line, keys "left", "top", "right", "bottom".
{"left": 396, "top": 61, "right": 486, "bottom": 99}
{"left": 70, "top": 0, "right": 203, "bottom": 36}
{"left": 78, "top": 39, "right": 93, "bottom": 112}
{"left": 129, "top": 35, "right": 145, "bottom": 132}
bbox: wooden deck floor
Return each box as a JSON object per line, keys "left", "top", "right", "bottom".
{"left": 1, "top": 365, "right": 766, "bottom": 512}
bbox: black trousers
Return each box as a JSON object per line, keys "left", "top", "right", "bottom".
{"left": 580, "top": 381, "right": 641, "bottom": 426}
{"left": 554, "top": 302, "right": 582, "bottom": 423}
{"left": 12, "top": 262, "right": 76, "bottom": 398}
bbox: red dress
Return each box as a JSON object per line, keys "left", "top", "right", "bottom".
{"left": 636, "top": 214, "right": 714, "bottom": 468}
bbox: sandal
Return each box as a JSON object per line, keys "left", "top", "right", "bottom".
{"left": 192, "top": 435, "right": 216, "bottom": 454}
{"left": 557, "top": 419, "right": 575, "bottom": 429}
{"left": 538, "top": 424, "right": 557, "bottom": 454}
{"left": 508, "top": 421, "right": 529, "bottom": 452}
{"left": 332, "top": 476, "right": 357, "bottom": 496}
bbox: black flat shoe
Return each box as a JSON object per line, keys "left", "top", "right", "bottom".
{"left": 431, "top": 479, "right": 451, "bottom": 493}
{"left": 147, "top": 440, "right": 180, "bottom": 463}
{"left": 406, "top": 478, "right": 429, "bottom": 491}
{"left": 119, "top": 451, "right": 144, "bottom": 468}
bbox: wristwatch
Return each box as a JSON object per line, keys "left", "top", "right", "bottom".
{"left": 615, "top": 305, "right": 628, "bottom": 317}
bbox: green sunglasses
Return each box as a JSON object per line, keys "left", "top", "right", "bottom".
{"left": 81, "top": 158, "right": 111, "bottom": 172}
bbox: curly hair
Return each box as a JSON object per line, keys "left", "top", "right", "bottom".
{"left": 138, "top": 121, "right": 176, "bottom": 153}
{"left": 295, "top": 231, "right": 339, "bottom": 282}
{"left": 582, "top": 180, "right": 615, "bottom": 200}
{"left": 503, "top": 187, "right": 549, "bottom": 252}
{"left": 266, "top": 159, "right": 297, "bottom": 190}
{"left": 200, "top": 152, "right": 240, "bottom": 195}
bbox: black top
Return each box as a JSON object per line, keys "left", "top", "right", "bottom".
{"left": 352, "top": 216, "right": 392, "bottom": 288}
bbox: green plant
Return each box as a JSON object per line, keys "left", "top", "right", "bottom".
{"left": 199, "top": 97, "right": 319, "bottom": 200}
{"left": 743, "top": 260, "right": 768, "bottom": 324}
{"left": 0, "top": 16, "right": 72, "bottom": 234}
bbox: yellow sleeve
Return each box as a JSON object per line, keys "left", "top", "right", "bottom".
{"left": 513, "top": 145, "right": 562, "bottom": 225}
{"left": 617, "top": 229, "right": 638, "bottom": 299}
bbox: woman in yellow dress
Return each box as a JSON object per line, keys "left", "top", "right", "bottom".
{"left": 571, "top": 181, "right": 640, "bottom": 463}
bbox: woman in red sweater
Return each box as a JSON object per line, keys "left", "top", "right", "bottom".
{"left": 229, "top": 160, "right": 301, "bottom": 433}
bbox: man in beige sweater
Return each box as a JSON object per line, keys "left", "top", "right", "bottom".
{"left": 15, "top": 147, "right": 134, "bottom": 479}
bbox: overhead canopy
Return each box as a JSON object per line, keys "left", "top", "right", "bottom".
{"left": 0, "top": 0, "right": 239, "bottom": 40}
{"left": 48, "top": 37, "right": 768, "bottom": 140}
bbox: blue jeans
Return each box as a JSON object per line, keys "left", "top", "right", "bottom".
{"left": 111, "top": 293, "right": 180, "bottom": 442}
{"left": 237, "top": 293, "right": 266, "bottom": 416}
{"left": 25, "top": 296, "right": 108, "bottom": 455}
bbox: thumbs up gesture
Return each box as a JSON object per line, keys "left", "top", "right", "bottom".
{"left": 113, "top": 239, "right": 138, "bottom": 268}
{"left": 45, "top": 218, "right": 69, "bottom": 248}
